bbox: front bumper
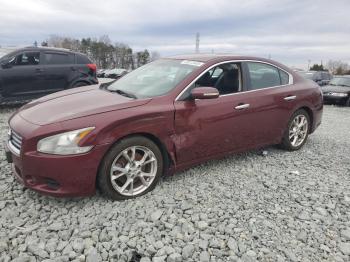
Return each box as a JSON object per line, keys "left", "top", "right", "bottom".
{"left": 323, "top": 94, "right": 348, "bottom": 104}
{"left": 5, "top": 140, "right": 110, "bottom": 197}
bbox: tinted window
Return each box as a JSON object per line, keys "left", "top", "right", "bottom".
{"left": 11, "top": 52, "right": 40, "bottom": 66}
{"left": 45, "top": 53, "right": 74, "bottom": 65}
{"left": 247, "top": 62, "right": 284, "bottom": 90}
{"left": 76, "top": 54, "right": 91, "bottom": 64}
{"left": 195, "top": 63, "right": 241, "bottom": 95}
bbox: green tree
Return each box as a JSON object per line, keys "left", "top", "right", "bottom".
{"left": 309, "top": 64, "right": 324, "bottom": 71}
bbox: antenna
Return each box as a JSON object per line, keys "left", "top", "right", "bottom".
{"left": 195, "top": 32, "right": 200, "bottom": 53}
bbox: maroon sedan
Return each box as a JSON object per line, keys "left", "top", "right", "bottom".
{"left": 5, "top": 55, "right": 323, "bottom": 200}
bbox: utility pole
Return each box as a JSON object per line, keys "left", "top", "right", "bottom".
{"left": 195, "top": 32, "right": 200, "bottom": 53}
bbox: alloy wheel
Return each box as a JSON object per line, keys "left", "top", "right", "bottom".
{"left": 109, "top": 146, "right": 157, "bottom": 196}
{"left": 289, "top": 114, "right": 309, "bottom": 147}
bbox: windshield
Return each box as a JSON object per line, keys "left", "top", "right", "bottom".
{"left": 329, "top": 77, "right": 350, "bottom": 87}
{"left": 0, "top": 50, "right": 16, "bottom": 62}
{"left": 107, "top": 59, "right": 202, "bottom": 98}
{"left": 298, "top": 71, "right": 315, "bottom": 80}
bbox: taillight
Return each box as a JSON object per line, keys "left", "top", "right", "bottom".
{"left": 87, "top": 64, "right": 97, "bottom": 72}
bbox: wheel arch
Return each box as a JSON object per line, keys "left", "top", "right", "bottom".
{"left": 297, "top": 106, "right": 314, "bottom": 133}
{"left": 96, "top": 132, "right": 174, "bottom": 188}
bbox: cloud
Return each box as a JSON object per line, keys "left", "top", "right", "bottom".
{"left": 0, "top": 0, "right": 349, "bottom": 67}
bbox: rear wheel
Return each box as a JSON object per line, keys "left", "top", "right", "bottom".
{"left": 280, "top": 109, "right": 310, "bottom": 151}
{"left": 98, "top": 136, "right": 163, "bottom": 200}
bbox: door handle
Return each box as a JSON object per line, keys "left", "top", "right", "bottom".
{"left": 235, "top": 103, "right": 250, "bottom": 110}
{"left": 35, "top": 68, "right": 44, "bottom": 73}
{"left": 284, "top": 95, "right": 296, "bottom": 101}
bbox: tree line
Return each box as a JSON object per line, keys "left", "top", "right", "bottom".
{"left": 309, "top": 60, "right": 350, "bottom": 75}
{"left": 41, "top": 35, "right": 160, "bottom": 70}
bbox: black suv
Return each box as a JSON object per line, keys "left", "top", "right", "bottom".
{"left": 0, "top": 47, "right": 98, "bottom": 103}
{"left": 298, "top": 71, "right": 332, "bottom": 86}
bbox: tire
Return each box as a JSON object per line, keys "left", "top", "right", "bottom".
{"left": 345, "top": 97, "right": 350, "bottom": 107}
{"left": 280, "top": 109, "right": 310, "bottom": 151}
{"left": 72, "top": 82, "right": 88, "bottom": 88}
{"left": 97, "top": 136, "right": 163, "bottom": 200}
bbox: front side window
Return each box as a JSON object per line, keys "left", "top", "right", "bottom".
{"left": 45, "top": 53, "right": 74, "bottom": 65}
{"left": 107, "top": 59, "right": 201, "bottom": 98}
{"left": 194, "top": 63, "right": 241, "bottom": 95}
{"left": 10, "top": 52, "right": 40, "bottom": 66}
{"left": 247, "top": 62, "right": 289, "bottom": 90}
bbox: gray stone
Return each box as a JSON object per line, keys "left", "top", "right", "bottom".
{"left": 199, "top": 251, "right": 210, "bottom": 262}
{"left": 151, "top": 210, "right": 163, "bottom": 221}
{"left": 27, "top": 244, "right": 49, "bottom": 259}
{"left": 86, "top": 248, "right": 102, "bottom": 262}
{"left": 199, "top": 239, "right": 209, "bottom": 250}
{"left": 339, "top": 242, "right": 350, "bottom": 255}
{"left": 227, "top": 238, "right": 238, "bottom": 253}
{"left": 166, "top": 253, "right": 182, "bottom": 262}
{"left": 182, "top": 244, "right": 195, "bottom": 259}
{"left": 197, "top": 221, "right": 208, "bottom": 230}
{"left": 0, "top": 241, "right": 8, "bottom": 252}
{"left": 341, "top": 229, "right": 350, "bottom": 240}
{"left": 153, "top": 256, "right": 167, "bottom": 262}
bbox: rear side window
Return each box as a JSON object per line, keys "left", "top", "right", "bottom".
{"left": 246, "top": 62, "right": 289, "bottom": 90}
{"left": 76, "top": 54, "right": 91, "bottom": 64}
{"left": 45, "top": 52, "right": 74, "bottom": 65}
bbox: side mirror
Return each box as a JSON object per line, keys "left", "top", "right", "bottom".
{"left": 191, "top": 87, "right": 219, "bottom": 100}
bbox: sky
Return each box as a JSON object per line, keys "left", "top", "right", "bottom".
{"left": 0, "top": 0, "right": 349, "bottom": 68}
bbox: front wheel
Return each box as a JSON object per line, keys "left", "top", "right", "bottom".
{"left": 280, "top": 109, "right": 310, "bottom": 151}
{"left": 98, "top": 136, "right": 163, "bottom": 200}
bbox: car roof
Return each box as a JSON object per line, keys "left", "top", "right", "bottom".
{"left": 12, "top": 47, "right": 85, "bottom": 56}
{"left": 166, "top": 53, "right": 276, "bottom": 63}
{"left": 164, "top": 53, "right": 293, "bottom": 73}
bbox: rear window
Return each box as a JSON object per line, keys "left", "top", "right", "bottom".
{"left": 76, "top": 54, "right": 91, "bottom": 64}
{"left": 45, "top": 52, "right": 74, "bottom": 65}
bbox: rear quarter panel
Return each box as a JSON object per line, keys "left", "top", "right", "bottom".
{"left": 290, "top": 77, "right": 323, "bottom": 132}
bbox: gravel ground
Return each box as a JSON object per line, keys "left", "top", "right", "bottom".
{"left": 0, "top": 105, "right": 349, "bottom": 262}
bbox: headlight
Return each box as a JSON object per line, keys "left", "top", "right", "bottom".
{"left": 330, "top": 92, "right": 348, "bottom": 97}
{"left": 37, "top": 127, "right": 95, "bottom": 155}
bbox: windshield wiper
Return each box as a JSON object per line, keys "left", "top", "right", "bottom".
{"left": 338, "top": 84, "right": 350, "bottom": 87}
{"left": 110, "top": 89, "right": 138, "bottom": 99}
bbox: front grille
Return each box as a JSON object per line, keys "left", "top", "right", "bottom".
{"left": 9, "top": 129, "right": 23, "bottom": 153}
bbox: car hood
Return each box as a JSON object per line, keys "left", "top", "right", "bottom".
{"left": 322, "top": 85, "right": 350, "bottom": 93}
{"left": 18, "top": 85, "right": 152, "bottom": 126}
